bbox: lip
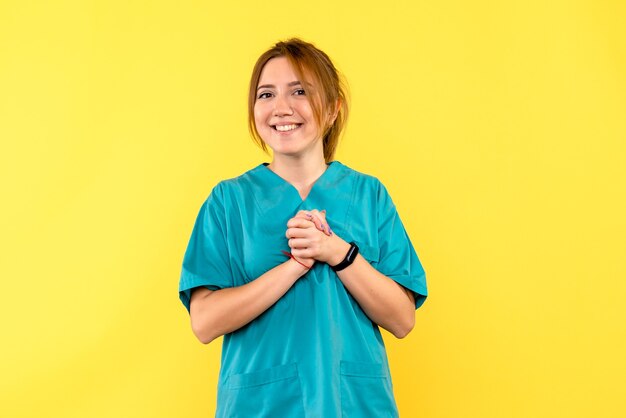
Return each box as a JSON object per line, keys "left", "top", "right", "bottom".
{"left": 270, "top": 121, "right": 303, "bottom": 135}
{"left": 271, "top": 123, "right": 302, "bottom": 134}
{"left": 271, "top": 122, "right": 302, "bottom": 127}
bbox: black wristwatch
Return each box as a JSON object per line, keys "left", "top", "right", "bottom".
{"left": 331, "top": 242, "right": 359, "bottom": 272}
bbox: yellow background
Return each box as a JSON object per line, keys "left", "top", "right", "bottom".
{"left": 1, "top": 0, "right": 625, "bottom": 417}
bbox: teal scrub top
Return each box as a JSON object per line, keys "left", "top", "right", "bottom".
{"left": 179, "top": 161, "right": 427, "bottom": 418}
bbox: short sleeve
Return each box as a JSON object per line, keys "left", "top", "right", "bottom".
{"left": 376, "top": 182, "right": 428, "bottom": 309}
{"left": 179, "top": 184, "right": 234, "bottom": 313}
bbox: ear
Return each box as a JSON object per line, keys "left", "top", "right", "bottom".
{"left": 328, "top": 98, "right": 341, "bottom": 125}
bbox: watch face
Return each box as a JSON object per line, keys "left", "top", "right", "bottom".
{"left": 347, "top": 242, "right": 359, "bottom": 262}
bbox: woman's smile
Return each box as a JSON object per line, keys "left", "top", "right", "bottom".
{"left": 273, "top": 123, "right": 302, "bottom": 133}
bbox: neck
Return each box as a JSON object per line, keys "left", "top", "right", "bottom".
{"left": 268, "top": 155, "right": 328, "bottom": 189}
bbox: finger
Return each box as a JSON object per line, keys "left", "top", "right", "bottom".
{"left": 296, "top": 210, "right": 316, "bottom": 222}
{"left": 290, "top": 212, "right": 330, "bottom": 236}
{"left": 288, "top": 238, "right": 309, "bottom": 249}
{"left": 309, "top": 209, "right": 326, "bottom": 220}
{"left": 286, "top": 227, "right": 312, "bottom": 239}
{"left": 308, "top": 210, "right": 330, "bottom": 235}
{"left": 302, "top": 211, "right": 324, "bottom": 231}
{"left": 304, "top": 212, "right": 317, "bottom": 225}
{"left": 292, "top": 248, "right": 314, "bottom": 259}
{"left": 300, "top": 209, "right": 322, "bottom": 225}
{"left": 311, "top": 215, "right": 331, "bottom": 236}
{"left": 296, "top": 210, "right": 328, "bottom": 233}
{"left": 318, "top": 212, "right": 330, "bottom": 235}
{"left": 287, "top": 218, "right": 315, "bottom": 229}
{"left": 321, "top": 219, "right": 331, "bottom": 236}
{"left": 294, "top": 214, "right": 318, "bottom": 228}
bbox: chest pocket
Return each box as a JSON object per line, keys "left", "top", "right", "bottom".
{"left": 340, "top": 361, "right": 398, "bottom": 418}
{"left": 217, "top": 363, "right": 306, "bottom": 418}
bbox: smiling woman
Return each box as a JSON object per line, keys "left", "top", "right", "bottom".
{"left": 179, "top": 38, "right": 427, "bottom": 418}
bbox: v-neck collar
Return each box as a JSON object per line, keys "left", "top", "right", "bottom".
{"left": 256, "top": 161, "right": 340, "bottom": 204}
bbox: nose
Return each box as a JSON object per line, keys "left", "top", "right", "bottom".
{"left": 273, "top": 93, "right": 293, "bottom": 116}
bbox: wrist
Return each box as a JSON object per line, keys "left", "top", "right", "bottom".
{"left": 327, "top": 236, "right": 351, "bottom": 266}
{"left": 284, "top": 255, "right": 312, "bottom": 277}
{"left": 330, "top": 241, "right": 360, "bottom": 272}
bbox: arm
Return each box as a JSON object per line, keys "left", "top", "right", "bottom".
{"left": 286, "top": 216, "right": 416, "bottom": 339}
{"left": 328, "top": 238, "right": 416, "bottom": 339}
{"left": 189, "top": 257, "right": 309, "bottom": 344}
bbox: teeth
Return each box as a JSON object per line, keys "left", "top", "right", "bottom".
{"left": 275, "top": 124, "right": 299, "bottom": 132}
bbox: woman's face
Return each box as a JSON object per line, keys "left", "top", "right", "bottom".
{"left": 254, "top": 57, "right": 322, "bottom": 160}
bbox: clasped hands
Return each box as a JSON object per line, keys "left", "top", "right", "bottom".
{"left": 285, "top": 209, "right": 350, "bottom": 269}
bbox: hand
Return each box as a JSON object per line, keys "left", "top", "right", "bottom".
{"left": 285, "top": 210, "right": 320, "bottom": 268}
{"left": 286, "top": 211, "right": 350, "bottom": 265}
{"left": 294, "top": 209, "right": 332, "bottom": 236}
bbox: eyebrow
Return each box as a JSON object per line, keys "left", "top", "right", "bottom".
{"left": 257, "top": 81, "right": 303, "bottom": 91}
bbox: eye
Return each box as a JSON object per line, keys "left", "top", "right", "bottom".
{"left": 294, "top": 89, "right": 306, "bottom": 96}
{"left": 257, "top": 91, "right": 272, "bottom": 99}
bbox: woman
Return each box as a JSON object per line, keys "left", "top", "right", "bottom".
{"left": 179, "top": 38, "right": 427, "bottom": 417}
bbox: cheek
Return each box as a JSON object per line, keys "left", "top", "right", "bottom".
{"left": 298, "top": 101, "right": 313, "bottom": 118}
{"left": 299, "top": 108, "right": 320, "bottom": 135}
{"left": 253, "top": 103, "right": 267, "bottom": 125}
{"left": 254, "top": 121, "right": 268, "bottom": 139}
{"left": 297, "top": 103, "right": 316, "bottom": 126}
{"left": 253, "top": 107, "right": 273, "bottom": 142}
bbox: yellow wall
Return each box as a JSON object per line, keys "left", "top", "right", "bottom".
{"left": 1, "top": 1, "right": 625, "bottom": 417}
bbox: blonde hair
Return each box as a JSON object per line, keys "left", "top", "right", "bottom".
{"left": 248, "top": 38, "right": 349, "bottom": 163}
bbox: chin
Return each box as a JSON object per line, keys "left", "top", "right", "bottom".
{"left": 263, "top": 138, "right": 321, "bottom": 159}
{"left": 272, "top": 148, "right": 305, "bottom": 158}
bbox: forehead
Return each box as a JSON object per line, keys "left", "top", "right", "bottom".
{"left": 258, "top": 56, "right": 314, "bottom": 86}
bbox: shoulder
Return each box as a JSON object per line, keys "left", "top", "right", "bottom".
{"left": 335, "top": 162, "right": 397, "bottom": 216}
{"left": 206, "top": 164, "right": 266, "bottom": 200}
{"left": 333, "top": 161, "right": 387, "bottom": 195}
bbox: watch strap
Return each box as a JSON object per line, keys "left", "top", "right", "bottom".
{"left": 331, "top": 242, "right": 359, "bottom": 272}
